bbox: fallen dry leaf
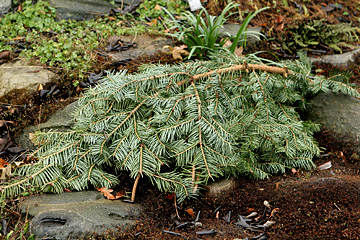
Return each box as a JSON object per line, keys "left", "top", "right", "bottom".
{"left": 162, "top": 45, "right": 189, "bottom": 61}
{"left": 223, "top": 39, "right": 232, "bottom": 48}
{"left": 63, "top": 188, "right": 72, "bottom": 193}
{"left": 275, "top": 15, "right": 284, "bottom": 24}
{"left": 11, "top": 36, "right": 25, "bottom": 41}
{"left": 0, "top": 167, "right": 11, "bottom": 180}
{"left": 220, "top": 40, "right": 243, "bottom": 57}
{"left": 172, "top": 49, "right": 189, "bottom": 61}
{"left": 186, "top": 208, "right": 195, "bottom": 217}
{"left": 0, "top": 158, "right": 9, "bottom": 169}
{"left": 97, "top": 187, "right": 116, "bottom": 200}
{"left": 115, "top": 190, "right": 125, "bottom": 199}
{"left": 165, "top": 193, "right": 175, "bottom": 200}
{"left": 340, "top": 151, "right": 346, "bottom": 162}
{"left": 234, "top": 45, "right": 243, "bottom": 57}
{"left": 0, "top": 120, "right": 13, "bottom": 127}
{"left": 154, "top": 4, "right": 162, "bottom": 10}
{"left": 145, "top": 19, "right": 157, "bottom": 26}
{"left": 246, "top": 207, "right": 256, "bottom": 213}
{"left": 291, "top": 168, "right": 297, "bottom": 174}
{"left": 38, "top": 83, "right": 44, "bottom": 91}
{"left": 0, "top": 50, "right": 10, "bottom": 60}
{"left": 269, "top": 208, "right": 280, "bottom": 218}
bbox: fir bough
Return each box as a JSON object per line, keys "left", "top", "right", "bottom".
{"left": 1, "top": 53, "right": 359, "bottom": 202}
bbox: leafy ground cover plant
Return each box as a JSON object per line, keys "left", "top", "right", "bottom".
{"left": 136, "top": 0, "right": 187, "bottom": 21}
{"left": 164, "top": 2, "right": 268, "bottom": 59}
{"left": 0, "top": 0, "right": 169, "bottom": 81}
{"left": 1, "top": 53, "right": 358, "bottom": 202}
{"left": 278, "top": 19, "right": 360, "bottom": 54}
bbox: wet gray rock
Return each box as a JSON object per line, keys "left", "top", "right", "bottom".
{"left": 305, "top": 92, "right": 360, "bottom": 153}
{"left": 221, "top": 24, "right": 263, "bottom": 45}
{"left": 106, "top": 35, "right": 173, "bottom": 63}
{"left": 309, "top": 48, "right": 360, "bottom": 68}
{"left": 0, "top": 59, "right": 57, "bottom": 105}
{"left": 0, "top": 0, "right": 11, "bottom": 14}
{"left": 49, "top": 0, "right": 140, "bottom": 21}
{"left": 16, "top": 101, "right": 78, "bottom": 150}
{"left": 20, "top": 191, "right": 143, "bottom": 240}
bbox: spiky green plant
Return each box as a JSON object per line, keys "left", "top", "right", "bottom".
{"left": 163, "top": 2, "right": 268, "bottom": 59}
{"left": 1, "top": 53, "right": 359, "bottom": 202}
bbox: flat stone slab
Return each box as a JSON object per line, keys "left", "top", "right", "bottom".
{"left": 20, "top": 191, "right": 143, "bottom": 240}
{"left": 16, "top": 101, "right": 78, "bottom": 150}
{"left": 309, "top": 48, "right": 360, "bottom": 68}
{"left": 49, "top": 0, "right": 140, "bottom": 20}
{"left": 107, "top": 35, "right": 173, "bottom": 63}
{"left": 0, "top": 59, "right": 57, "bottom": 105}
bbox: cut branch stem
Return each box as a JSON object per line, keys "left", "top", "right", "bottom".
{"left": 131, "top": 173, "right": 141, "bottom": 202}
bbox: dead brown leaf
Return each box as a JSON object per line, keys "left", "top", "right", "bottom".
{"left": 115, "top": 190, "right": 125, "bottom": 199}
{"left": 185, "top": 208, "right": 195, "bottom": 217}
{"left": 0, "top": 50, "right": 10, "bottom": 60}
{"left": 223, "top": 39, "right": 232, "bottom": 48}
{"left": 269, "top": 208, "right": 280, "bottom": 218}
{"left": 38, "top": 83, "right": 44, "bottom": 91}
{"left": 0, "top": 166, "right": 11, "bottom": 180}
{"left": 97, "top": 187, "right": 116, "bottom": 200}
{"left": 234, "top": 46, "right": 243, "bottom": 57}
{"left": 0, "top": 120, "right": 13, "bottom": 127}
{"left": 154, "top": 4, "right": 162, "bottom": 11}
{"left": 165, "top": 193, "right": 175, "bottom": 200}
{"left": 145, "top": 19, "right": 158, "bottom": 26}
{"left": 275, "top": 182, "right": 280, "bottom": 191}
{"left": 275, "top": 15, "right": 284, "bottom": 24}
{"left": 11, "top": 36, "right": 25, "bottom": 41}
{"left": 340, "top": 151, "right": 346, "bottom": 162}
{"left": 0, "top": 158, "right": 9, "bottom": 169}
{"left": 172, "top": 49, "right": 189, "bottom": 61}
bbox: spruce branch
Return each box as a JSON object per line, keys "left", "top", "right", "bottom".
{"left": 2, "top": 53, "right": 359, "bottom": 202}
